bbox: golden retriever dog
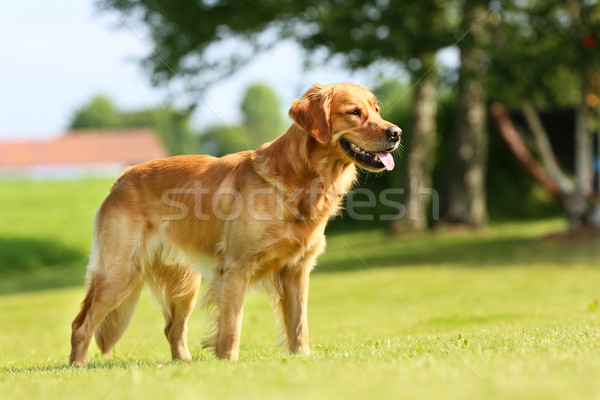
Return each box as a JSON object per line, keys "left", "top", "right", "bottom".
{"left": 70, "top": 83, "right": 401, "bottom": 366}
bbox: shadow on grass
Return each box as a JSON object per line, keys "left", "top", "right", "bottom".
{"left": 0, "top": 237, "right": 87, "bottom": 295}
{"left": 317, "top": 229, "right": 600, "bottom": 273}
{"left": 3, "top": 222, "right": 598, "bottom": 294}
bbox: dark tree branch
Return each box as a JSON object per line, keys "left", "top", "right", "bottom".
{"left": 521, "top": 101, "right": 575, "bottom": 194}
{"left": 489, "top": 102, "right": 563, "bottom": 201}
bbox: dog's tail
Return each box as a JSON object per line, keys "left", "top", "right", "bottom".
{"left": 87, "top": 204, "right": 145, "bottom": 356}
{"left": 94, "top": 284, "right": 143, "bottom": 355}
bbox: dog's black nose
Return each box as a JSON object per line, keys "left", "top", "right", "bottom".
{"left": 386, "top": 126, "right": 402, "bottom": 142}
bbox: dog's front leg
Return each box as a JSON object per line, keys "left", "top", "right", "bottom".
{"left": 216, "top": 264, "right": 250, "bottom": 360}
{"left": 279, "top": 266, "right": 311, "bottom": 355}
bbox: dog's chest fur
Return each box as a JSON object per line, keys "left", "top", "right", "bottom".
{"left": 246, "top": 164, "right": 356, "bottom": 277}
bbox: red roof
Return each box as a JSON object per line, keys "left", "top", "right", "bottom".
{"left": 0, "top": 129, "right": 168, "bottom": 170}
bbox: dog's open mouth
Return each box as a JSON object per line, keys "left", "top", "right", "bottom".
{"left": 340, "top": 139, "right": 395, "bottom": 171}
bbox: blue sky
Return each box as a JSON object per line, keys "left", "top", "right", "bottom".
{"left": 0, "top": 0, "right": 375, "bottom": 139}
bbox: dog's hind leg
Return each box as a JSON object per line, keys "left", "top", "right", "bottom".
{"left": 147, "top": 264, "right": 201, "bottom": 361}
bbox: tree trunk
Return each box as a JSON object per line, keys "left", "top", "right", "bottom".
{"left": 591, "top": 129, "right": 600, "bottom": 226}
{"left": 566, "top": 84, "right": 595, "bottom": 228}
{"left": 564, "top": 0, "right": 597, "bottom": 229}
{"left": 441, "top": 0, "right": 489, "bottom": 227}
{"left": 575, "top": 89, "right": 593, "bottom": 198}
{"left": 391, "top": 54, "right": 437, "bottom": 233}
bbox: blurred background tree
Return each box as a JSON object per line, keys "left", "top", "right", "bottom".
{"left": 442, "top": 0, "right": 490, "bottom": 228}
{"left": 70, "top": 84, "right": 285, "bottom": 157}
{"left": 70, "top": 95, "right": 122, "bottom": 129}
{"left": 99, "top": 0, "right": 600, "bottom": 232}
{"left": 240, "top": 83, "right": 286, "bottom": 148}
{"left": 200, "top": 83, "right": 284, "bottom": 156}
{"left": 70, "top": 95, "right": 198, "bottom": 155}
{"left": 123, "top": 106, "right": 197, "bottom": 156}
{"left": 294, "top": 0, "right": 454, "bottom": 232}
{"left": 487, "top": 0, "right": 600, "bottom": 229}
{"left": 100, "top": 0, "right": 458, "bottom": 230}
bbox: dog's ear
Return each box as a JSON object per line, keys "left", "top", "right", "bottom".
{"left": 289, "top": 84, "right": 334, "bottom": 143}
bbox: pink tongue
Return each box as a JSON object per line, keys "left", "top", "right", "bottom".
{"left": 375, "top": 152, "right": 395, "bottom": 171}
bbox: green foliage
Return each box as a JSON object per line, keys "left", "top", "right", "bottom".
{"left": 99, "top": 0, "right": 306, "bottom": 87}
{"left": 199, "top": 125, "right": 252, "bottom": 156}
{"left": 373, "top": 80, "right": 412, "bottom": 129}
{"left": 296, "top": 1, "right": 454, "bottom": 79}
{"left": 99, "top": 0, "right": 600, "bottom": 225}
{"left": 70, "top": 84, "right": 286, "bottom": 158}
{"left": 241, "top": 83, "right": 286, "bottom": 148}
{"left": 433, "top": 92, "right": 561, "bottom": 221}
{"left": 200, "top": 84, "right": 285, "bottom": 155}
{"left": 488, "top": 0, "right": 600, "bottom": 108}
{"left": 486, "top": 120, "right": 562, "bottom": 220}
{"left": 122, "top": 106, "right": 197, "bottom": 155}
{"left": 369, "top": 79, "right": 413, "bottom": 188}
{"left": 69, "top": 95, "right": 198, "bottom": 155}
{"left": 70, "top": 95, "right": 122, "bottom": 129}
{"left": 99, "top": 0, "right": 456, "bottom": 86}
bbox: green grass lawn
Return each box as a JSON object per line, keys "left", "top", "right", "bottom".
{"left": 0, "top": 179, "right": 599, "bottom": 399}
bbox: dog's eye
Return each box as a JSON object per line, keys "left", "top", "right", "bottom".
{"left": 348, "top": 109, "right": 361, "bottom": 117}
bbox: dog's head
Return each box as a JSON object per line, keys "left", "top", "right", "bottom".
{"left": 289, "top": 83, "right": 401, "bottom": 172}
